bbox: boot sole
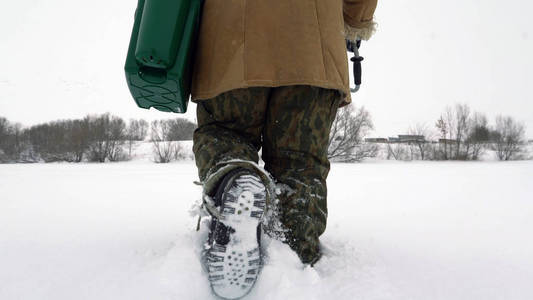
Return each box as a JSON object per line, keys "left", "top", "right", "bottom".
{"left": 207, "top": 173, "right": 266, "bottom": 299}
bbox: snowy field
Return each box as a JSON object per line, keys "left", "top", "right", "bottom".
{"left": 1, "top": 160, "right": 532, "bottom": 300}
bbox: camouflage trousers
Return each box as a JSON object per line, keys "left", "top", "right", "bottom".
{"left": 193, "top": 85, "right": 341, "bottom": 264}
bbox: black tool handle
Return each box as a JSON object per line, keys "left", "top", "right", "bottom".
{"left": 346, "top": 40, "right": 364, "bottom": 92}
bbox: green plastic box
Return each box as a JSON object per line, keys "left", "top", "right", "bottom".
{"left": 125, "top": 0, "right": 202, "bottom": 113}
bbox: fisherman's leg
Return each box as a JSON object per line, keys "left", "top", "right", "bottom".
{"left": 193, "top": 87, "right": 271, "bottom": 193}
{"left": 194, "top": 87, "right": 276, "bottom": 298}
{"left": 262, "top": 85, "right": 341, "bottom": 265}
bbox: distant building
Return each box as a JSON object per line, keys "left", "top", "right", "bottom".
{"left": 388, "top": 137, "right": 400, "bottom": 143}
{"left": 366, "top": 135, "right": 430, "bottom": 144}
{"left": 439, "top": 138, "right": 458, "bottom": 144}
{"left": 398, "top": 135, "right": 426, "bottom": 143}
{"left": 385, "top": 135, "right": 427, "bottom": 144}
{"left": 365, "top": 138, "right": 388, "bottom": 143}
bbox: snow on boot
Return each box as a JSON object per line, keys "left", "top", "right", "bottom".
{"left": 203, "top": 168, "right": 266, "bottom": 299}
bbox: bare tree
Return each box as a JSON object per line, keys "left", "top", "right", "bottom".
{"left": 434, "top": 104, "right": 475, "bottom": 160}
{"left": 386, "top": 143, "right": 408, "bottom": 160}
{"left": 127, "top": 119, "right": 149, "bottom": 140}
{"left": 107, "top": 117, "right": 127, "bottom": 162}
{"left": 491, "top": 115, "right": 526, "bottom": 161}
{"left": 435, "top": 116, "right": 449, "bottom": 160}
{"left": 11, "top": 123, "right": 28, "bottom": 162}
{"left": 454, "top": 104, "right": 471, "bottom": 159}
{"left": 465, "top": 112, "right": 489, "bottom": 160}
{"left": 86, "top": 115, "right": 110, "bottom": 162}
{"left": 0, "top": 117, "right": 27, "bottom": 163}
{"left": 443, "top": 106, "right": 456, "bottom": 158}
{"left": 0, "top": 117, "right": 14, "bottom": 162}
{"left": 69, "top": 119, "right": 91, "bottom": 162}
{"left": 26, "top": 121, "right": 64, "bottom": 162}
{"left": 173, "top": 142, "right": 185, "bottom": 160}
{"left": 28, "top": 119, "right": 92, "bottom": 162}
{"left": 328, "top": 105, "right": 378, "bottom": 162}
{"left": 86, "top": 114, "right": 127, "bottom": 162}
{"left": 167, "top": 118, "right": 197, "bottom": 141}
{"left": 408, "top": 123, "right": 434, "bottom": 160}
{"left": 150, "top": 120, "right": 179, "bottom": 163}
{"left": 125, "top": 119, "right": 147, "bottom": 158}
{"left": 137, "top": 119, "right": 149, "bottom": 140}
{"left": 0, "top": 117, "right": 9, "bottom": 144}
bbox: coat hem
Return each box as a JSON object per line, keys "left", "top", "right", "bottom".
{"left": 191, "top": 80, "right": 351, "bottom": 104}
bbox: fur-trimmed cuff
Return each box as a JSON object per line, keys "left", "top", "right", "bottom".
{"left": 343, "top": 21, "right": 377, "bottom": 42}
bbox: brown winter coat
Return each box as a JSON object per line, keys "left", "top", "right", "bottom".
{"left": 190, "top": 0, "right": 378, "bottom": 105}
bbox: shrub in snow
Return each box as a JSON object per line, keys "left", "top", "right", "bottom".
{"left": 86, "top": 114, "right": 128, "bottom": 163}
{"left": 150, "top": 120, "right": 180, "bottom": 163}
{"left": 491, "top": 115, "right": 527, "bottom": 161}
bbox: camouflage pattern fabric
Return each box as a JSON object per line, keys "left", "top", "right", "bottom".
{"left": 193, "top": 85, "right": 341, "bottom": 264}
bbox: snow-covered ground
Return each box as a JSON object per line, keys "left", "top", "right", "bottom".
{"left": 1, "top": 160, "right": 532, "bottom": 300}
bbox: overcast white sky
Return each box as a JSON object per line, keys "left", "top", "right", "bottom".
{"left": 1, "top": 0, "right": 532, "bottom": 138}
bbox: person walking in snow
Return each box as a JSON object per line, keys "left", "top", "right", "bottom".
{"left": 190, "top": 0, "right": 378, "bottom": 298}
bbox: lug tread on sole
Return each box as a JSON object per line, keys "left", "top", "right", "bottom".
{"left": 206, "top": 172, "right": 266, "bottom": 298}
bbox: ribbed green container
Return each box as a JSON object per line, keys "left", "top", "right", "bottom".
{"left": 125, "top": 0, "right": 202, "bottom": 113}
